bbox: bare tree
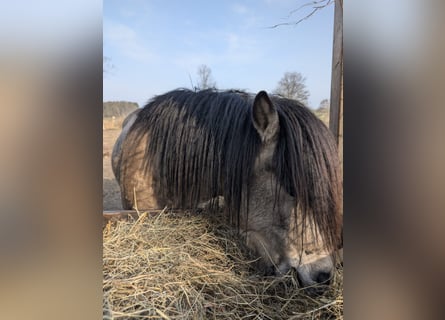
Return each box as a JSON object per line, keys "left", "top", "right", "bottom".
{"left": 318, "top": 98, "right": 330, "bottom": 111}
{"left": 196, "top": 64, "right": 216, "bottom": 90}
{"left": 274, "top": 71, "right": 310, "bottom": 104}
{"left": 103, "top": 56, "right": 115, "bottom": 76}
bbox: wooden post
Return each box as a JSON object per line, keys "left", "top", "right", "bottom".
{"left": 329, "top": 0, "right": 343, "bottom": 159}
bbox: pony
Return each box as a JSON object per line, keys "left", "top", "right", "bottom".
{"left": 112, "top": 89, "right": 342, "bottom": 291}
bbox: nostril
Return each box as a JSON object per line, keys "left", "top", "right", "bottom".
{"left": 263, "top": 265, "right": 276, "bottom": 276}
{"left": 316, "top": 271, "right": 332, "bottom": 285}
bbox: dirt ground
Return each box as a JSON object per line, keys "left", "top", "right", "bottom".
{"left": 103, "top": 128, "right": 123, "bottom": 210}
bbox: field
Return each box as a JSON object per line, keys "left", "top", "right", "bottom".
{"left": 103, "top": 125, "right": 122, "bottom": 211}
{"left": 102, "top": 110, "right": 342, "bottom": 319}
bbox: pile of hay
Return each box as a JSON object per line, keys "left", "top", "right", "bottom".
{"left": 103, "top": 210, "right": 343, "bottom": 319}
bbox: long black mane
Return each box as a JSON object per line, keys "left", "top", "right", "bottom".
{"left": 129, "top": 89, "right": 342, "bottom": 250}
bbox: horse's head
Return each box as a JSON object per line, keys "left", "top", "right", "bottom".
{"left": 242, "top": 91, "right": 342, "bottom": 292}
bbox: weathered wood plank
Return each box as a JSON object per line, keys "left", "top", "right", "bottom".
{"left": 329, "top": 0, "right": 343, "bottom": 148}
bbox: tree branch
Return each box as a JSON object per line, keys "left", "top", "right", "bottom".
{"left": 268, "top": 0, "right": 334, "bottom": 29}
{"left": 286, "top": 0, "right": 331, "bottom": 18}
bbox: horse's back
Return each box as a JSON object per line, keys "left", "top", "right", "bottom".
{"left": 111, "top": 108, "right": 141, "bottom": 183}
{"left": 112, "top": 108, "right": 160, "bottom": 210}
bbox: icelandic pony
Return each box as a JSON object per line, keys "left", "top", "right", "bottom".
{"left": 112, "top": 89, "right": 342, "bottom": 290}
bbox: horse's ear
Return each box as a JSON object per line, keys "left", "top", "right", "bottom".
{"left": 252, "top": 91, "right": 279, "bottom": 142}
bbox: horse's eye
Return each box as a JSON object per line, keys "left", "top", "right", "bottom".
{"left": 304, "top": 250, "right": 313, "bottom": 255}
{"left": 265, "top": 163, "right": 274, "bottom": 172}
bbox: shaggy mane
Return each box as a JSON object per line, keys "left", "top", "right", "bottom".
{"left": 129, "top": 89, "right": 342, "bottom": 251}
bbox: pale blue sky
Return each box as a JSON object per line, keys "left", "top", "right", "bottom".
{"left": 104, "top": 0, "right": 335, "bottom": 109}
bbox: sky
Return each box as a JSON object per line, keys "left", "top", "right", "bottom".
{"left": 103, "top": 0, "right": 335, "bottom": 109}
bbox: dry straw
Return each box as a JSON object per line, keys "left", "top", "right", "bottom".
{"left": 103, "top": 209, "right": 343, "bottom": 319}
